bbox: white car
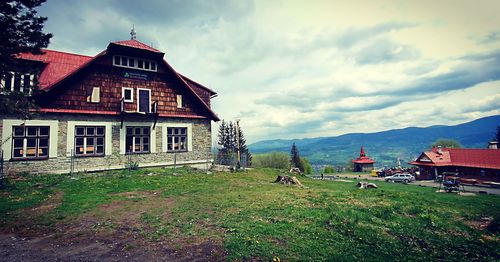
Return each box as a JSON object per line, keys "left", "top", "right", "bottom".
{"left": 384, "top": 173, "right": 415, "bottom": 183}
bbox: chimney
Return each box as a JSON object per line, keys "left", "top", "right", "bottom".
{"left": 488, "top": 141, "right": 498, "bottom": 149}
{"left": 437, "top": 146, "right": 442, "bottom": 154}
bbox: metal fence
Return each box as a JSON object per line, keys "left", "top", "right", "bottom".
{"left": 215, "top": 150, "right": 250, "bottom": 170}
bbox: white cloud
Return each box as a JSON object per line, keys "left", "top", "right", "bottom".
{"left": 38, "top": 0, "right": 500, "bottom": 143}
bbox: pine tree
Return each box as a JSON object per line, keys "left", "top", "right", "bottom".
{"left": 236, "top": 123, "right": 252, "bottom": 167}
{"left": 225, "top": 121, "right": 235, "bottom": 165}
{"left": 216, "top": 120, "right": 253, "bottom": 167}
{"left": 0, "top": 0, "right": 52, "bottom": 118}
{"left": 290, "top": 143, "right": 304, "bottom": 172}
{"left": 216, "top": 120, "right": 228, "bottom": 164}
{"left": 227, "top": 121, "right": 236, "bottom": 151}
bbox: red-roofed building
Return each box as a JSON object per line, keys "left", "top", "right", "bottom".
{"left": 352, "top": 146, "right": 376, "bottom": 172}
{"left": 1, "top": 34, "right": 219, "bottom": 174}
{"left": 410, "top": 147, "right": 500, "bottom": 182}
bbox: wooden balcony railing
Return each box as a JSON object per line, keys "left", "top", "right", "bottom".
{"left": 120, "top": 98, "right": 159, "bottom": 128}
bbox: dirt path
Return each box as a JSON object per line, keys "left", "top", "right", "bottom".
{"left": 0, "top": 191, "right": 226, "bottom": 261}
{"left": 0, "top": 231, "right": 224, "bottom": 262}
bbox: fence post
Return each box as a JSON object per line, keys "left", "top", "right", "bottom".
{"left": 0, "top": 150, "right": 4, "bottom": 189}
{"left": 69, "top": 149, "right": 75, "bottom": 177}
{"left": 127, "top": 150, "right": 132, "bottom": 174}
{"left": 206, "top": 147, "right": 212, "bottom": 174}
{"left": 173, "top": 152, "right": 177, "bottom": 175}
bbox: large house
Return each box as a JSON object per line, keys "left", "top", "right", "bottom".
{"left": 410, "top": 145, "right": 500, "bottom": 183}
{"left": 1, "top": 36, "right": 219, "bottom": 174}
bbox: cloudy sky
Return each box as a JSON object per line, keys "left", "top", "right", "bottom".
{"left": 38, "top": 0, "right": 500, "bottom": 143}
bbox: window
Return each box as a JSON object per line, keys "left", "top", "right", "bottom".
{"left": 75, "top": 126, "right": 105, "bottom": 156}
{"left": 11, "top": 126, "right": 49, "bottom": 160}
{"left": 122, "top": 87, "right": 133, "bottom": 102}
{"left": 125, "top": 126, "right": 150, "bottom": 154}
{"left": 176, "top": 95, "right": 183, "bottom": 108}
{"left": 13, "top": 74, "right": 21, "bottom": 92}
{"left": 1, "top": 72, "right": 34, "bottom": 93}
{"left": 137, "top": 89, "right": 151, "bottom": 113}
{"left": 167, "top": 127, "right": 187, "bottom": 152}
{"left": 112, "top": 55, "right": 157, "bottom": 72}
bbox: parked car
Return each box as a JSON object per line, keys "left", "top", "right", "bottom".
{"left": 384, "top": 173, "right": 415, "bottom": 183}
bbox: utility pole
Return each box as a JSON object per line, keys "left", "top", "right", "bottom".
{"left": 235, "top": 119, "right": 241, "bottom": 169}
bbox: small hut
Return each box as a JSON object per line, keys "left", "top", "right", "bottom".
{"left": 352, "top": 146, "right": 375, "bottom": 172}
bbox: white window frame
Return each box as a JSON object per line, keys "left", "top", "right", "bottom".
{"left": 1, "top": 119, "right": 59, "bottom": 161}
{"left": 162, "top": 123, "right": 193, "bottom": 152}
{"left": 74, "top": 126, "right": 106, "bottom": 157}
{"left": 11, "top": 126, "right": 50, "bottom": 160}
{"left": 137, "top": 88, "right": 151, "bottom": 113}
{"left": 122, "top": 87, "right": 134, "bottom": 103}
{"left": 119, "top": 122, "right": 156, "bottom": 154}
{"left": 112, "top": 55, "right": 157, "bottom": 72}
{"left": 66, "top": 121, "right": 113, "bottom": 157}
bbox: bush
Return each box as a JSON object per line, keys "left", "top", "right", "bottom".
{"left": 301, "top": 158, "right": 313, "bottom": 175}
{"left": 252, "top": 152, "right": 290, "bottom": 169}
{"left": 323, "top": 165, "right": 335, "bottom": 174}
{"left": 431, "top": 139, "right": 462, "bottom": 149}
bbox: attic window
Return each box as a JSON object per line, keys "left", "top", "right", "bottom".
{"left": 113, "top": 55, "right": 157, "bottom": 72}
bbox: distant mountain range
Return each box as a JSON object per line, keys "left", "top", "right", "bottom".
{"left": 248, "top": 115, "right": 500, "bottom": 167}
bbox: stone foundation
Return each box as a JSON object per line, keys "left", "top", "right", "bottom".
{"left": 1, "top": 113, "right": 212, "bottom": 175}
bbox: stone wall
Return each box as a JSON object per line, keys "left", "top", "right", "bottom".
{"left": 1, "top": 113, "right": 212, "bottom": 175}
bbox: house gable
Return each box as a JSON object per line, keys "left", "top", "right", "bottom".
{"left": 416, "top": 153, "right": 433, "bottom": 163}
{"left": 18, "top": 40, "right": 219, "bottom": 121}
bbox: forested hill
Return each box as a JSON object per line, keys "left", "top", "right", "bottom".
{"left": 248, "top": 115, "right": 500, "bottom": 167}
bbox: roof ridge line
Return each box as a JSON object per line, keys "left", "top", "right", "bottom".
{"left": 41, "top": 48, "right": 94, "bottom": 58}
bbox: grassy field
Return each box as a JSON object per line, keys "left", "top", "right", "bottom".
{"left": 1, "top": 168, "right": 499, "bottom": 261}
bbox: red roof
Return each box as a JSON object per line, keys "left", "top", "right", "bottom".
{"left": 17, "top": 50, "right": 92, "bottom": 90}
{"left": 352, "top": 157, "right": 375, "bottom": 164}
{"left": 352, "top": 146, "right": 375, "bottom": 164}
{"left": 410, "top": 148, "right": 500, "bottom": 170}
{"left": 111, "top": 39, "right": 163, "bottom": 53}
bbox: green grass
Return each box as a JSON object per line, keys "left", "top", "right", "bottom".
{"left": 1, "top": 167, "right": 499, "bottom": 261}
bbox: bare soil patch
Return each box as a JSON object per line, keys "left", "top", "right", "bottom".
{"left": 464, "top": 217, "right": 494, "bottom": 231}
{"left": 29, "top": 191, "right": 64, "bottom": 215}
{"left": 1, "top": 191, "right": 64, "bottom": 236}
{"left": 0, "top": 190, "right": 226, "bottom": 261}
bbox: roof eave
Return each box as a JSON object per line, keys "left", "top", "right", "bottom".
{"left": 161, "top": 59, "right": 220, "bottom": 122}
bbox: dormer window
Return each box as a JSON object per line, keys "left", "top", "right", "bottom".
{"left": 1, "top": 72, "right": 35, "bottom": 94}
{"left": 113, "top": 55, "right": 157, "bottom": 72}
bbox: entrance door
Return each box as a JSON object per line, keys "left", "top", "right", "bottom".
{"left": 138, "top": 89, "right": 151, "bottom": 113}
